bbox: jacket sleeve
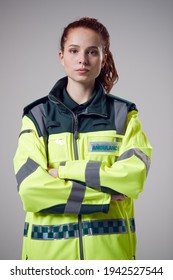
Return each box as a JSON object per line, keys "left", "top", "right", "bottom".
{"left": 13, "top": 115, "right": 110, "bottom": 214}
{"left": 58, "top": 110, "right": 152, "bottom": 199}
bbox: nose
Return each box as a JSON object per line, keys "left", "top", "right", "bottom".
{"left": 78, "top": 51, "right": 88, "bottom": 65}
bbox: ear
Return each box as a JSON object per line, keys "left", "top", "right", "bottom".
{"left": 101, "top": 53, "right": 107, "bottom": 68}
{"left": 59, "top": 51, "right": 64, "bottom": 66}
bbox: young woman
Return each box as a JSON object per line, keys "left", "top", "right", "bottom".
{"left": 14, "top": 17, "right": 152, "bottom": 260}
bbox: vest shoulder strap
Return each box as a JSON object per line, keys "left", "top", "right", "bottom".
{"left": 113, "top": 100, "right": 128, "bottom": 135}
{"left": 107, "top": 93, "right": 137, "bottom": 135}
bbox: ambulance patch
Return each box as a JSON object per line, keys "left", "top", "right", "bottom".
{"left": 89, "top": 142, "right": 118, "bottom": 152}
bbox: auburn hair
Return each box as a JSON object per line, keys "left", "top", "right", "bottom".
{"left": 60, "top": 17, "right": 119, "bottom": 92}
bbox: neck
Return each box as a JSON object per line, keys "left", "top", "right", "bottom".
{"left": 66, "top": 78, "right": 95, "bottom": 104}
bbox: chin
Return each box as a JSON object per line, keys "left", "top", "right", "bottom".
{"left": 68, "top": 75, "right": 93, "bottom": 84}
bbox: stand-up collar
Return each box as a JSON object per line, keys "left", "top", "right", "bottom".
{"left": 48, "top": 76, "right": 108, "bottom": 117}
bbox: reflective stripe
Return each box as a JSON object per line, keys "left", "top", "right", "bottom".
{"left": 31, "top": 104, "right": 47, "bottom": 137}
{"left": 114, "top": 100, "right": 128, "bottom": 135}
{"left": 129, "top": 218, "right": 136, "bottom": 233}
{"left": 64, "top": 182, "right": 86, "bottom": 214}
{"left": 16, "top": 158, "right": 39, "bottom": 190}
{"left": 85, "top": 161, "right": 101, "bottom": 191}
{"left": 82, "top": 219, "right": 127, "bottom": 235}
{"left": 118, "top": 148, "right": 151, "bottom": 174}
{"left": 31, "top": 104, "right": 48, "bottom": 159}
{"left": 24, "top": 222, "right": 29, "bottom": 237}
{"left": 31, "top": 223, "right": 79, "bottom": 240}
{"left": 31, "top": 218, "right": 134, "bottom": 240}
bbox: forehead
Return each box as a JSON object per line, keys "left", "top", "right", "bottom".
{"left": 65, "top": 27, "right": 103, "bottom": 47}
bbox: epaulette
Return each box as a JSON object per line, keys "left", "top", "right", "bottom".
{"left": 23, "top": 96, "right": 48, "bottom": 116}
{"left": 106, "top": 93, "right": 138, "bottom": 112}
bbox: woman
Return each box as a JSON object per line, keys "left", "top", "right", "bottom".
{"left": 14, "top": 17, "right": 152, "bottom": 260}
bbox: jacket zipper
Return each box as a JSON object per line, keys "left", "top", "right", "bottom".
{"left": 70, "top": 110, "right": 109, "bottom": 260}
{"left": 49, "top": 96, "right": 107, "bottom": 260}
{"left": 72, "top": 111, "right": 107, "bottom": 260}
{"left": 73, "top": 114, "right": 79, "bottom": 159}
{"left": 48, "top": 97, "right": 84, "bottom": 259}
{"left": 71, "top": 112, "right": 84, "bottom": 260}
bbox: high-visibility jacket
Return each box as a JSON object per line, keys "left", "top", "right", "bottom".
{"left": 13, "top": 76, "right": 152, "bottom": 260}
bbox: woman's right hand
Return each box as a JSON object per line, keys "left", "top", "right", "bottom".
{"left": 48, "top": 168, "right": 59, "bottom": 178}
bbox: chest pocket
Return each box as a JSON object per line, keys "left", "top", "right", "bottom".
{"left": 84, "top": 133, "right": 123, "bottom": 165}
{"left": 83, "top": 100, "right": 128, "bottom": 164}
{"left": 46, "top": 120, "right": 73, "bottom": 166}
{"left": 48, "top": 133, "right": 74, "bottom": 166}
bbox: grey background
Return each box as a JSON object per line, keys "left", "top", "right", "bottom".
{"left": 0, "top": 0, "right": 172, "bottom": 260}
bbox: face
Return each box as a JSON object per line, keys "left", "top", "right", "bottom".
{"left": 59, "top": 27, "right": 107, "bottom": 86}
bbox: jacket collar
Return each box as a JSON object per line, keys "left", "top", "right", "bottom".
{"left": 48, "top": 76, "right": 108, "bottom": 117}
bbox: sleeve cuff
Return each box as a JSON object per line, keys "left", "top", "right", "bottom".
{"left": 58, "top": 160, "right": 87, "bottom": 182}
{"left": 59, "top": 160, "right": 102, "bottom": 190}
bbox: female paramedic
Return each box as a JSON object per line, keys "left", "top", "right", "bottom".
{"left": 13, "top": 17, "right": 152, "bottom": 260}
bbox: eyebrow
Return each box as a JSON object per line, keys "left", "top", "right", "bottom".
{"left": 68, "top": 44, "right": 79, "bottom": 48}
{"left": 68, "top": 44, "right": 99, "bottom": 49}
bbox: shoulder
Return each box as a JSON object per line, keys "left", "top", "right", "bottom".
{"left": 23, "top": 96, "right": 49, "bottom": 115}
{"left": 22, "top": 96, "right": 50, "bottom": 137}
{"left": 106, "top": 93, "right": 138, "bottom": 112}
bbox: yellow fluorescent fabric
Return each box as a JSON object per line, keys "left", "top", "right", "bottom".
{"left": 13, "top": 98, "right": 152, "bottom": 260}
{"left": 13, "top": 116, "right": 110, "bottom": 213}
{"left": 58, "top": 110, "right": 152, "bottom": 199}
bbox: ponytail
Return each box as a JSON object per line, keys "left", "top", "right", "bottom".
{"left": 98, "top": 49, "right": 118, "bottom": 92}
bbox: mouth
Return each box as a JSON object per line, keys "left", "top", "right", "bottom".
{"left": 76, "top": 68, "right": 89, "bottom": 73}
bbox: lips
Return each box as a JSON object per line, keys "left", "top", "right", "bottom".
{"left": 76, "top": 68, "right": 89, "bottom": 73}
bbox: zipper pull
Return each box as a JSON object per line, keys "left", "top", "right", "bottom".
{"left": 74, "top": 115, "right": 79, "bottom": 140}
{"left": 74, "top": 130, "right": 78, "bottom": 140}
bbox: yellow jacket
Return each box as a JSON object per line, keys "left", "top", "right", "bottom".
{"left": 13, "top": 77, "right": 152, "bottom": 260}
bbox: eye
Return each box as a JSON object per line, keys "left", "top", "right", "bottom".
{"left": 69, "top": 49, "right": 78, "bottom": 54}
{"left": 88, "top": 49, "right": 99, "bottom": 56}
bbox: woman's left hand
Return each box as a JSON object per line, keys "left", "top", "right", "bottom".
{"left": 111, "top": 194, "right": 125, "bottom": 201}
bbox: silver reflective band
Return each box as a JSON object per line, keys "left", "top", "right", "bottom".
{"left": 16, "top": 158, "right": 39, "bottom": 190}
{"left": 24, "top": 222, "right": 29, "bottom": 237}
{"left": 64, "top": 182, "right": 86, "bottom": 214}
{"left": 31, "top": 104, "right": 47, "bottom": 137}
{"left": 118, "top": 148, "right": 151, "bottom": 174}
{"left": 114, "top": 100, "right": 128, "bottom": 135}
{"left": 30, "top": 218, "right": 134, "bottom": 240}
{"left": 85, "top": 161, "right": 101, "bottom": 191}
{"left": 129, "top": 218, "right": 136, "bottom": 233}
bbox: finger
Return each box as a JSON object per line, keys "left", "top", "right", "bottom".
{"left": 48, "top": 169, "right": 58, "bottom": 178}
{"left": 111, "top": 194, "right": 125, "bottom": 201}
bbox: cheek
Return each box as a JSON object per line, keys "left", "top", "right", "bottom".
{"left": 62, "top": 58, "right": 70, "bottom": 68}
{"left": 60, "top": 59, "right": 65, "bottom": 67}
{"left": 63, "top": 56, "right": 75, "bottom": 66}
{"left": 92, "top": 59, "right": 103, "bottom": 71}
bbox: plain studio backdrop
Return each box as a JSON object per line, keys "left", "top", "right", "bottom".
{"left": 0, "top": 0, "right": 172, "bottom": 260}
